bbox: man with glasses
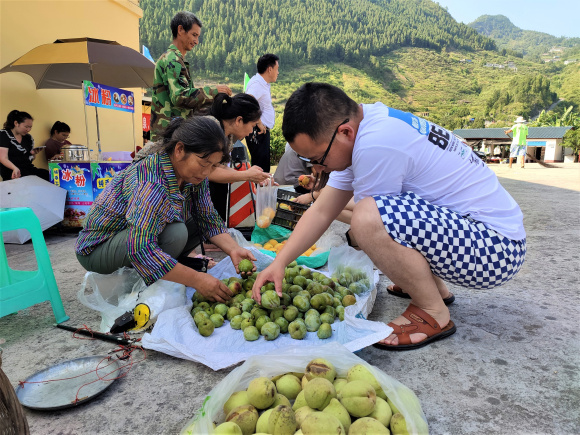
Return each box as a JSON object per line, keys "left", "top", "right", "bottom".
{"left": 252, "top": 82, "right": 526, "bottom": 351}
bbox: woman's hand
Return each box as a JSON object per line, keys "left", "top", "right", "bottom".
{"left": 251, "top": 261, "right": 285, "bottom": 304}
{"left": 11, "top": 167, "right": 21, "bottom": 179}
{"left": 217, "top": 84, "right": 232, "bottom": 96}
{"left": 295, "top": 193, "right": 313, "bottom": 205}
{"left": 230, "top": 247, "right": 257, "bottom": 279}
{"left": 193, "top": 273, "right": 233, "bottom": 303}
{"left": 245, "top": 165, "right": 271, "bottom": 184}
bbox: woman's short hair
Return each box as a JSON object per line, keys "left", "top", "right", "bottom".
{"left": 161, "top": 116, "right": 229, "bottom": 164}
{"left": 210, "top": 93, "right": 261, "bottom": 125}
{"left": 3, "top": 110, "right": 33, "bottom": 130}
{"left": 50, "top": 121, "right": 71, "bottom": 136}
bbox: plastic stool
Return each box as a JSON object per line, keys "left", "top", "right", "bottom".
{"left": 0, "top": 207, "right": 69, "bottom": 323}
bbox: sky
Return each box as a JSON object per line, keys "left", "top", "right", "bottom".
{"left": 434, "top": 0, "right": 580, "bottom": 38}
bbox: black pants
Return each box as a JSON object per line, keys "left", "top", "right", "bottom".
{"left": 245, "top": 127, "right": 270, "bottom": 173}
{"left": 1, "top": 166, "right": 49, "bottom": 181}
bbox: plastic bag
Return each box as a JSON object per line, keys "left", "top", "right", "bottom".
{"left": 255, "top": 176, "right": 278, "bottom": 229}
{"left": 141, "top": 254, "right": 390, "bottom": 370}
{"left": 78, "top": 267, "right": 188, "bottom": 333}
{"left": 328, "top": 244, "right": 376, "bottom": 294}
{"left": 181, "top": 342, "right": 428, "bottom": 435}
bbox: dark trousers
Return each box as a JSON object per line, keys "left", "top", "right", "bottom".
{"left": 245, "top": 127, "right": 271, "bottom": 173}
{"left": 76, "top": 219, "right": 201, "bottom": 275}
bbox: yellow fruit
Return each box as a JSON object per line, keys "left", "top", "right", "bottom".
{"left": 302, "top": 249, "right": 313, "bottom": 257}
{"left": 263, "top": 243, "right": 274, "bottom": 250}
{"left": 257, "top": 215, "right": 271, "bottom": 229}
{"left": 268, "top": 239, "right": 279, "bottom": 247}
{"left": 254, "top": 243, "right": 262, "bottom": 248}
{"left": 263, "top": 207, "right": 276, "bottom": 220}
{"left": 310, "top": 244, "right": 317, "bottom": 250}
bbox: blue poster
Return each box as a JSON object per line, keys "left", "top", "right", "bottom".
{"left": 49, "top": 162, "right": 93, "bottom": 228}
{"left": 90, "top": 162, "right": 130, "bottom": 197}
{"left": 83, "top": 80, "right": 135, "bottom": 113}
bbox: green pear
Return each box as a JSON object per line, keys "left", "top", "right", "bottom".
{"left": 346, "top": 364, "right": 381, "bottom": 392}
{"left": 303, "top": 377, "right": 336, "bottom": 410}
{"left": 390, "top": 413, "right": 409, "bottom": 435}
{"left": 333, "top": 378, "right": 348, "bottom": 395}
{"left": 338, "top": 380, "right": 376, "bottom": 417}
{"left": 294, "top": 406, "right": 315, "bottom": 430}
{"left": 350, "top": 417, "right": 390, "bottom": 434}
{"left": 305, "top": 358, "right": 336, "bottom": 382}
{"left": 276, "top": 374, "right": 302, "bottom": 400}
{"left": 223, "top": 391, "right": 251, "bottom": 416}
{"left": 255, "top": 408, "right": 273, "bottom": 434}
{"left": 268, "top": 404, "right": 296, "bottom": 435}
{"left": 214, "top": 421, "right": 243, "bottom": 434}
{"left": 301, "top": 412, "right": 345, "bottom": 435}
{"left": 292, "top": 390, "right": 308, "bottom": 411}
{"left": 247, "top": 377, "right": 277, "bottom": 410}
{"left": 270, "top": 393, "right": 292, "bottom": 409}
{"left": 322, "top": 398, "right": 351, "bottom": 433}
{"left": 225, "top": 404, "right": 259, "bottom": 435}
{"left": 368, "top": 397, "right": 393, "bottom": 427}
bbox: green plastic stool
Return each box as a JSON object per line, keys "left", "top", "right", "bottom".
{"left": 0, "top": 207, "right": 69, "bottom": 323}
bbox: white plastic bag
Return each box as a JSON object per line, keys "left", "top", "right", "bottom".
{"left": 182, "top": 342, "right": 429, "bottom": 435}
{"left": 328, "top": 244, "right": 376, "bottom": 293}
{"left": 255, "top": 176, "right": 278, "bottom": 228}
{"left": 78, "top": 267, "right": 188, "bottom": 333}
{"left": 141, "top": 251, "right": 391, "bottom": 370}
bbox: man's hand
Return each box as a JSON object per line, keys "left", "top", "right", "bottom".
{"left": 295, "top": 193, "right": 313, "bottom": 205}
{"left": 230, "top": 247, "right": 258, "bottom": 279}
{"left": 217, "top": 84, "right": 232, "bottom": 96}
{"left": 194, "top": 273, "right": 233, "bottom": 303}
{"left": 256, "top": 120, "right": 267, "bottom": 135}
{"left": 251, "top": 261, "right": 285, "bottom": 304}
{"left": 11, "top": 167, "right": 21, "bottom": 179}
{"left": 245, "top": 165, "right": 271, "bottom": 183}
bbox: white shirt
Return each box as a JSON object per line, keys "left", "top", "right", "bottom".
{"left": 245, "top": 74, "right": 275, "bottom": 129}
{"left": 328, "top": 103, "right": 526, "bottom": 240}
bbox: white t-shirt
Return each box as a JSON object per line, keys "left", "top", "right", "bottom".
{"left": 328, "top": 103, "right": 526, "bottom": 240}
{"left": 245, "top": 74, "right": 275, "bottom": 129}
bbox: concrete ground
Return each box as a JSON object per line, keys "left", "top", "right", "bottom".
{"left": 1, "top": 163, "right": 579, "bottom": 434}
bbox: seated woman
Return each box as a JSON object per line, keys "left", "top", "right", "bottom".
{"left": 44, "top": 121, "right": 71, "bottom": 160}
{"left": 0, "top": 110, "right": 49, "bottom": 181}
{"left": 75, "top": 116, "right": 256, "bottom": 302}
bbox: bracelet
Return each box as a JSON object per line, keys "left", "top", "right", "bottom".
{"left": 311, "top": 191, "right": 315, "bottom": 202}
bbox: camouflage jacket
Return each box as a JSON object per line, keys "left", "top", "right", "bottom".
{"left": 150, "top": 44, "right": 219, "bottom": 139}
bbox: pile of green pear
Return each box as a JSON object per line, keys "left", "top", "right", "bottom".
{"left": 191, "top": 261, "right": 365, "bottom": 340}
{"left": 331, "top": 265, "right": 372, "bottom": 296}
{"left": 212, "top": 358, "right": 421, "bottom": 435}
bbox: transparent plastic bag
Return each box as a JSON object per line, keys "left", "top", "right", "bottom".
{"left": 255, "top": 176, "right": 278, "bottom": 229}
{"left": 328, "top": 244, "right": 375, "bottom": 295}
{"left": 181, "top": 342, "right": 428, "bottom": 435}
{"left": 78, "top": 267, "right": 187, "bottom": 333}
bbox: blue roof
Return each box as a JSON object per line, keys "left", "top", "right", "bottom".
{"left": 453, "top": 127, "right": 573, "bottom": 140}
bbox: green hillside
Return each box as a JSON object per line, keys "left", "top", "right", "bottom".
{"left": 140, "top": 0, "right": 496, "bottom": 75}
{"left": 468, "top": 15, "right": 580, "bottom": 60}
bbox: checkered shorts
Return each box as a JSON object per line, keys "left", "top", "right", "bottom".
{"left": 373, "top": 192, "right": 526, "bottom": 290}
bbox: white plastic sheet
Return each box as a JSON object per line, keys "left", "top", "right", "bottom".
{"left": 141, "top": 247, "right": 391, "bottom": 370}
{"left": 181, "top": 342, "right": 429, "bottom": 435}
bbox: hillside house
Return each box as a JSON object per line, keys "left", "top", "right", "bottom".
{"left": 453, "top": 127, "right": 574, "bottom": 163}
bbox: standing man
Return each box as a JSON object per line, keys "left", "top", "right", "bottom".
{"left": 253, "top": 83, "right": 526, "bottom": 351}
{"left": 244, "top": 54, "right": 279, "bottom": 173}
{"left": 505, "top": 116, "right": 529, "bottom": 169}
{"left": 151, "top": 11, "right": 232, "bottom": 139}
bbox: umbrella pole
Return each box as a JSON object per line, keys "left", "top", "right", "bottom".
{"left": 132, "top": 111, "right": 136, "bottom": 154}
{"left": 90, "top": 69, "right": 101, "bottom": 160}
{"left": 82, "top": 82, "right": 90, "bottom": 149}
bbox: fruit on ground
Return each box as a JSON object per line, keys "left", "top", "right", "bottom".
{"left": 368, "top": 397, "right": 393, "bottom": 427}
{"left": 214, "top": 421, "right": 243, "bottom": 434}
{"left": 225, "top": 404, "right": 259, "bottom": 435}
{"left": 322, "top": 398, "right": 352, "bottom": 433}
{"left": 347, "top": 364, "right": 381, "bottom": 392}
{"left": 261, "top": 322, "right": 281, "bottom": 341}
{"left": 197, "top": 318, "right": 215, "bottom": 337}
{"left": 268, "top": 404, "right": 296, "bottom": 435}
{"left": 292, "top": 390, "right": 308, "bottom": 411}
{"left": 317, "top": 323, "right": 332, "bottom": 339}
{"left": 223, "top": 390, "right": 251, "bottom": 416}
{"left": 243, "top": 326, "right": 260, "bottom": 341}
{"left": 338, "top": 380, "right": 377, "bottom": 417}
{"left": 294, "top": 406, "right": 315, "bottom": 430}
{"left": 270, "top": 393, "right": 291, "bottom": 409}
{"left": 301, "top": 412, "right": 345, "bottom": 435}
{"left": 305, "top": 358, "right": 336, "bottom": 382}
{"left": 247, "top": 377, "right": 277, "bottom": 410}
{"left": 304, "top": 377, "right": 337, "bottom": 410}
{"left": 288, "top": 320, "right": 307, "bottom": 340}
{"left": 349, "top": 417, "right": 390, "bottom": 434}
{"left": 390, "top": 412, "right": 409, "bottom": 435}
{"left": 255, "top": 408, "right": 273, "bottom": 433}
{"left": 275, "top": 374, "right": 302, "bottom": 400}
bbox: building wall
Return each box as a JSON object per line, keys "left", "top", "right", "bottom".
{"left": 0, "top": 0, "right": 143, "bottom": 174}
{"left": 543, "top": 139, "right": 563, "bottom": 163}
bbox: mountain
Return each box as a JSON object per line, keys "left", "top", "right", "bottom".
{"left": 140, "top": 0, "right": 496, "bottom": 75}
{"left": 468, "top": 15, "right": 580, "bottom": 59}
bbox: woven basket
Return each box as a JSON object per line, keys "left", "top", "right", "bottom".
{"left": 0, "top": 350, "right": 30, "bottom": 435}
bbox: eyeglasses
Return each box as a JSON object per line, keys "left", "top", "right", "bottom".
{"left": 297, "top": 118, "right": 349, "bottom": 167}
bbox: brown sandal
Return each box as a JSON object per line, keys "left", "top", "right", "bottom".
{"left": 387, "top": 285, "right": 455, "bottom": 306}
{"left": 373, "top": 304, "right": 456, "bottom": 351}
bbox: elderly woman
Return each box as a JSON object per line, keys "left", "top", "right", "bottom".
{"left": 75, "top": 116, "right": 256, "bottom": 302}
